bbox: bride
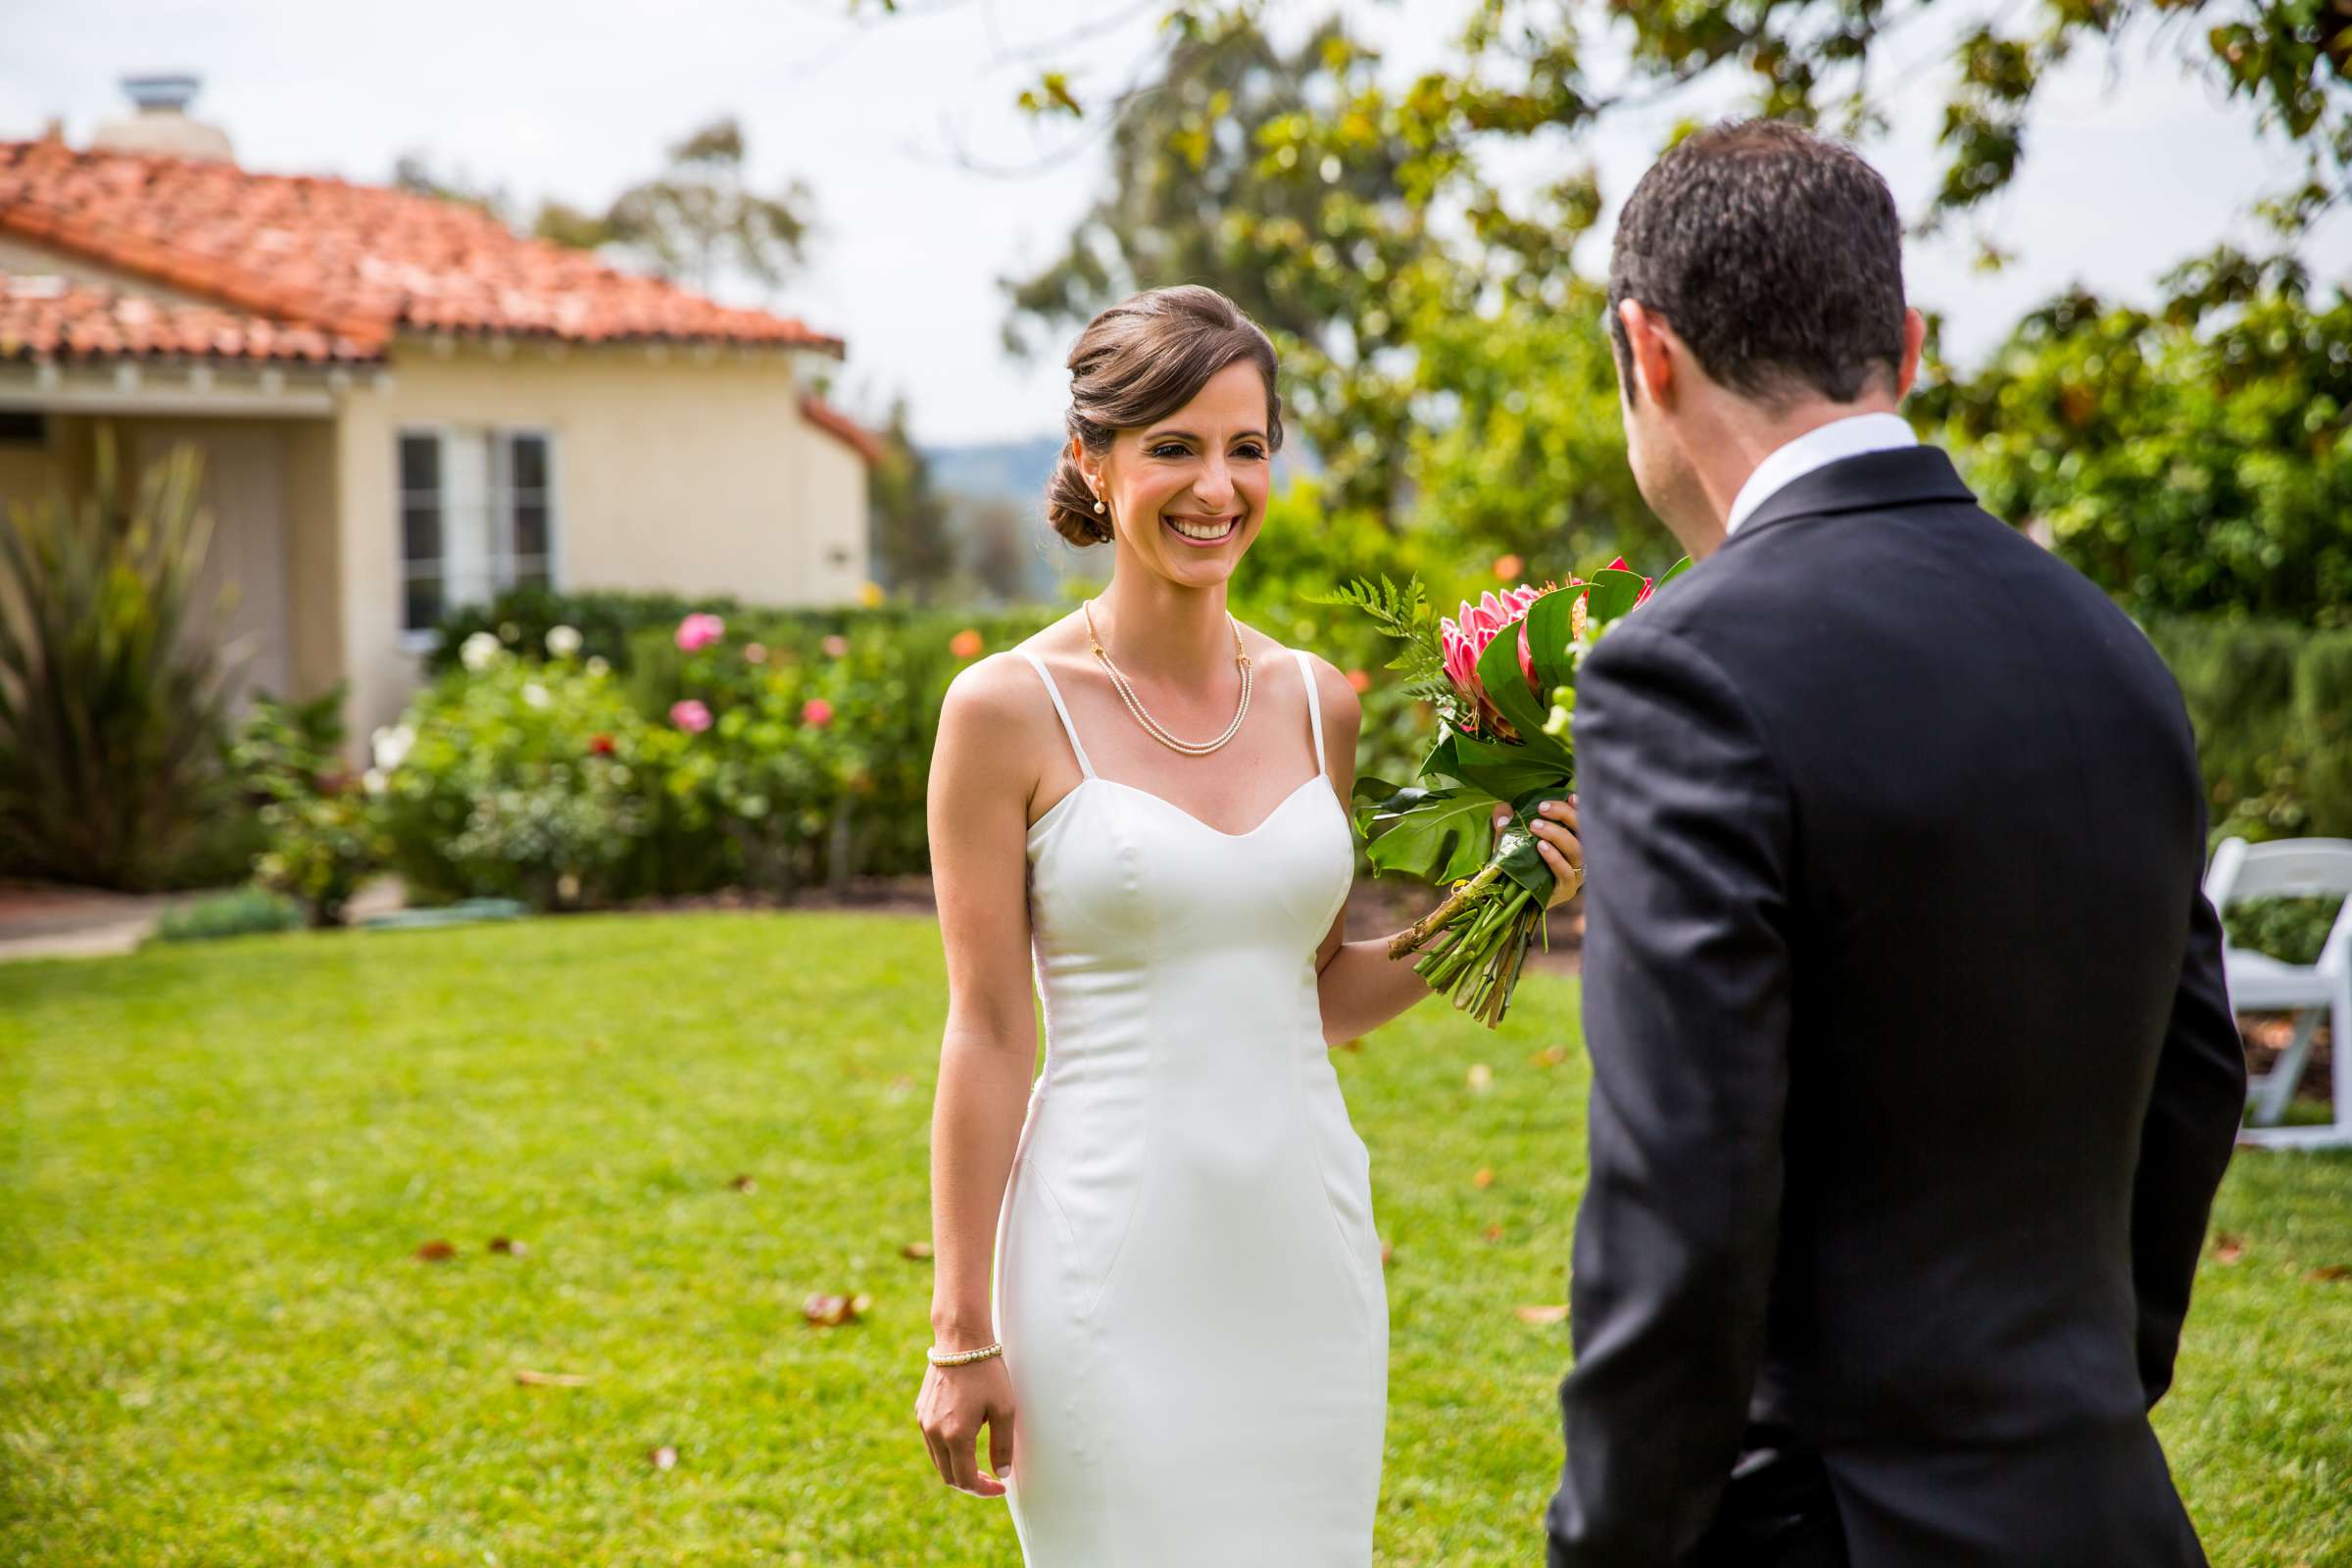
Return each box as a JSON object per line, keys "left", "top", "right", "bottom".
{"left": 914, "top": 283, "right": 1583, "bottom": 1564}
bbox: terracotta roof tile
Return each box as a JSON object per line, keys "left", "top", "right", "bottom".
{"left": 800, "top": 393, "right": 882, "bottom": 465}
{"left": 0, "top": 140, "right": 846, "bottom": 358}
{"left": 0, "top": 274, "right": 377, "bottom": 364}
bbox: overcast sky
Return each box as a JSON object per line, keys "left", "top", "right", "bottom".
{"left": 4, "top": 0, "right": 2337, "bottom": 445}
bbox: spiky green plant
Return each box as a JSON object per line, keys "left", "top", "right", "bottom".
{"left": 0, "top": 432, "right": 241, "bottom": 889}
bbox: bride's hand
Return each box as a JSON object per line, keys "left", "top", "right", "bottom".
{"left": 1495, "top": 796, "right": 1584, "bottom": 909}
{"left": 916, "top": 1356, "right": 1016, "bottom": 1497}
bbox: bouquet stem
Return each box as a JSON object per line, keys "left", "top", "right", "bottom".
{"left": 1393, "top": 860, "right": 1559, "bottom": 1027}
{"left": 1388, "top": 860, "right": 1502, "bottom": 958}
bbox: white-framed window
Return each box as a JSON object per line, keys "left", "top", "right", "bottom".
{"left": 397, "top": 426, "right": 556, "bottom": 637}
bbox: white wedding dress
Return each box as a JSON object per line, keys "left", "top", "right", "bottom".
{"left": 990, "top": 645, "right": 1388, "bottom": 1566}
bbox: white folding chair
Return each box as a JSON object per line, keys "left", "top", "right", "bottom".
{"left": 2202, "top": 837, "right": 2352, "bottom": 1152}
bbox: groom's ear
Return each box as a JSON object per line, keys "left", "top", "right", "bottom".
{"left": 1894, "top": 308, "right": 1928, "bottom": 402}
{"left": 1617, "top": 299, "right": 1677, "bottom": 407}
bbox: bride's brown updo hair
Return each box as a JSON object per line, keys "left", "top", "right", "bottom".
{"left": 1046, "top": 285, "right": 1285, "bottom": 547}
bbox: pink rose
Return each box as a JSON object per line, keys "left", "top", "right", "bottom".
{"left": 675, "top": 612, "right": 725, "bottom": 653}
{"left": 669, "top": 699, "right": 712, "bottom": 733}
{"left": 802, "top": 698, "right": 834, "bottom": 727}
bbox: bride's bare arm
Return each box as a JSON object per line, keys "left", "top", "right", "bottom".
{"left": 1304, "top": 656, "right": 1582, "bottom": 1045}
{"left": 916, "top": 655, "right": 1039, "bottom": 1497}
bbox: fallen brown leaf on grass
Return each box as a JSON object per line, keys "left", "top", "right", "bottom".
{"left": 488, "top": 1236, "right": 526, "bottom": 1255}
{"left": 514, "top": 1369, "right": 593, "bottom": 1387}
{"left": 804, "top": 1292, "right": 874, "bottom": 1327}
{"left": 1485, "top": 1224, "right": 1505, "bottom": 1244}
{"left": 1528, "top": 1046, "right": 1569, "bottom": 1068}
{"left": 2308, "top": 1264, "right": 2350, "bottom": 1283}
{"left": 729, "top": 1174, "right": 758, "bottom": 1193}
{"left": 648, "top": 1445, "right": 678, "bottom": 1471}
{"left": 1515, "top": 1304, "right": 1571, "bottom": 1325}
{"left": 415, "top": 1240, "right": 456, "bottom": 1262}
{"left": 901, "top": 1242, "right": 935, "bottom": 1261}
{"left": 1473, "top": 1168, "right": 1495, "bottom": 1190}
{"left": 1379, "top": 1241, "right": 1394, "bottom": 1269}
{"left": 2214, "top": 1234, "right": 2246, "bottom": 1265}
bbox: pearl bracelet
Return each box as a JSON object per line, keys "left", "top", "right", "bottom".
{"left": 927, "top": 1341, "right": 1004, "bottom": 1367}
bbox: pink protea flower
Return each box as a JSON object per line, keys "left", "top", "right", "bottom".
{"left": 802, "top": 697, "right": 835, "bottom": 727}
{"left": 669, "top": 699, "right": 712, "bottom": 733}
{"left": 1441, "top": 584, "right": 1546, "bottom": 737}
{"left": 675, "top": 612, "right": 725, "bottom": 652}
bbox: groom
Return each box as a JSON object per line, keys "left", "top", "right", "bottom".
{"left": 1547, "top": 121, "right": 2247, "bottom": 1566}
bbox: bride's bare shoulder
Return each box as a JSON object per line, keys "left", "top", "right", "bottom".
{"left": 939, "top": 618, "right": 1084, "bottom": 731}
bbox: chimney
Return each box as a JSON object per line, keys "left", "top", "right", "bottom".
{"left": 90, "top": 74, "right": 234, "bottom": 163}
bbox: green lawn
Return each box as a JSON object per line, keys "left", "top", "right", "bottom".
{"left": 2, "top": 912, "right": 2347, "bottom": 1566}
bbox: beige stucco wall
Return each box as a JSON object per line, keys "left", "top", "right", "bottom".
{"left": 329, "top": 337, "right": 870, "bottom": 747}
{"left": 123, "top": 417, "right": 296, "bottom": 704}
{"left": 0, "top": 413, "right": 316, "bottom": 716}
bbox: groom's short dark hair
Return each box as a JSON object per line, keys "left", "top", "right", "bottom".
{"left": 1608, "top": 119, "right": 1906, "bottom": 406}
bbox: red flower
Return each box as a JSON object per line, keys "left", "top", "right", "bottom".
{"left": 589, "top": 734, "right": 615, "bottom": 756}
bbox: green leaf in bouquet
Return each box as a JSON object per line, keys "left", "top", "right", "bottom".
{"left": 1347, "top": 774, "right": 1411, "bottom": 837}
{"left": 1658, "top": 556, "right": 1694, "bottom": 590}
{"left": 1472, "top": 622, "right": 1572, "bottom": 764}
{"left": 1522, "top": 585, "right": 1585, "bottom": 698}
{"left": 1421, "top": 727, "right": 1467, "bottom": 786}
{"left": 1487, "top": 820, "right": 1553, "bottom": 898}
{"left": 1588, "top": 568, "right": 1648, "bottom": 621}
{"left": 1353, "top": 784, "right": 1496, "bottom": 885}
{"left": 1444, "top": 732, "right": 1573, "bottom": 807}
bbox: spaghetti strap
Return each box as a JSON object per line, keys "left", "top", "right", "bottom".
{"left": 1016, "top": 648, "right": 1097, "bottom": 779}
{"left": 1289, "top": 647, "right": 1326, "bottom": 777}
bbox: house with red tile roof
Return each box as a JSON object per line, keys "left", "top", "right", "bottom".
{"left": 0, "top": 79, "right": 877, "bottom": 755}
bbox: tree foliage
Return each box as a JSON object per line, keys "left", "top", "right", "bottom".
{"left": 869, "top": 400, "right": 958, "bottom": 607}
{"left": 1001, "top": 9, "right": 1599, "bottom": 525}
{"left": 536, "top": 117, "right": 814, "bottom": 295}
{"left": 1918, "top": 249, "right": 2352, "bottom": 625}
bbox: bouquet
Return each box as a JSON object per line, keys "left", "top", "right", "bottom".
{"left": 1313, "top": 557, "right": 1687, "bottom": 1026}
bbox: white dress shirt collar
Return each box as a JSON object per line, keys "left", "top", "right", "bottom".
{"left": 1723, "top": 411, "right": 1919, "bottom": 536}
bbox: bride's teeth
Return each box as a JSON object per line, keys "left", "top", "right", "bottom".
{"left": 1169, "top": 515, "right": 1234, "bottom": 540}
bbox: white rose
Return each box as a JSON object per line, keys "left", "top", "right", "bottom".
{"left": 584, "top": 655, "right": 611, "bottom": 678}
{"left": 460, "top": 631, "right": 503, "bottom": 673}
{"left": 363, "top": 766, "right": 388, "bottom": 795}
{"left": 370, "top": 721, "right": 416, "bottom": 771}
{"left": 522, "top": 681, "right": 552, "bottom": 710}
{"left": 545, "top": 624, "right": 583, "bottom": 659}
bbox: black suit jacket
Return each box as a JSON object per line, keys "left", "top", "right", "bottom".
{"left": 1546, "top": 446, "right": 2246, "bottom": 1567}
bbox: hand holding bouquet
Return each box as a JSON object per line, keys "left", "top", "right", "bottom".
{"left": 1314, "top": 557, "right": 1687, "bottom": 1027}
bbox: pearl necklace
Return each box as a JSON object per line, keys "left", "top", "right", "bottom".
{"left": 1082, "top": 598, "right": 1252, "bottom": 756}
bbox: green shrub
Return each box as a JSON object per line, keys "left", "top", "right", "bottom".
{"left": 424, "top": 585, "right": 748, "bottom": 677}
{"left": 373, "top": 656, "right": 652, "bottom": 909}
{"left": 2224, "top": 894, "right": 2346, "bottom": 967}
{"left": 147, "top": 884, "right": 306, "bottom": 945}
{"left": 2142, "top": 616, "right": 2352, "bottom": 844}
{"left": 2295, "top": 630, "right": 2352, "bottom": 836}
{"left": 230, "top": 684, "right": 385, "bottom": 926}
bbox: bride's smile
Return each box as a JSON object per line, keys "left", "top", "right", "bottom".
{"left": 1163, "top": 512, "right": 1241, "bottom": 545}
